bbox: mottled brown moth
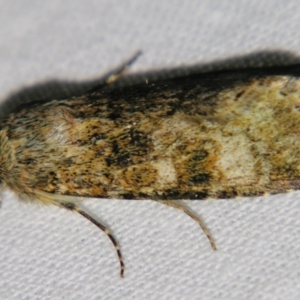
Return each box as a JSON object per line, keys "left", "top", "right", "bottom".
{"left": 2, "top": 54, "right": 300, "bottom": 277}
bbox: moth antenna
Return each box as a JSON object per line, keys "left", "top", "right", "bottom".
{"left": 154, "top": 200, "right": 217, "bottom": 251}
{"left": 62, "top": 202, "right": 125, "bottom": 278}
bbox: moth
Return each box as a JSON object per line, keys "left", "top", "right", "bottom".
{"left": 1, "top": 54, "right": 300, "bottom": 277}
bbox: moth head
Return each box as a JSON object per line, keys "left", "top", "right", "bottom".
{"left": 0, "top": 130, "right": 15, "bottom": 182}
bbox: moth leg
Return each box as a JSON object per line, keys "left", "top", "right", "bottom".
{"left": 104, "top": 50, "right": 142, "bottom": 84}
{"left": 88, "top": 50, "right": 142, "bottom": 93}
{"left": 62, "top": 202, "right": 125, "bottom": 278}
{"left": 154, "top": 200, "right": 217, "bottom": 251}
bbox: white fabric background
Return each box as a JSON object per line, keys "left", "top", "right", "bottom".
{"left": 1, "top": 1, "right": 300, "bottom": 299}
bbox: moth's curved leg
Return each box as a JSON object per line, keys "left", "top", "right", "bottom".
{"left": 62, "top": 202, "right": 125, "bottom": 278}
{"left": 154, "top": 200, "right": 217, "bottom": 251}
